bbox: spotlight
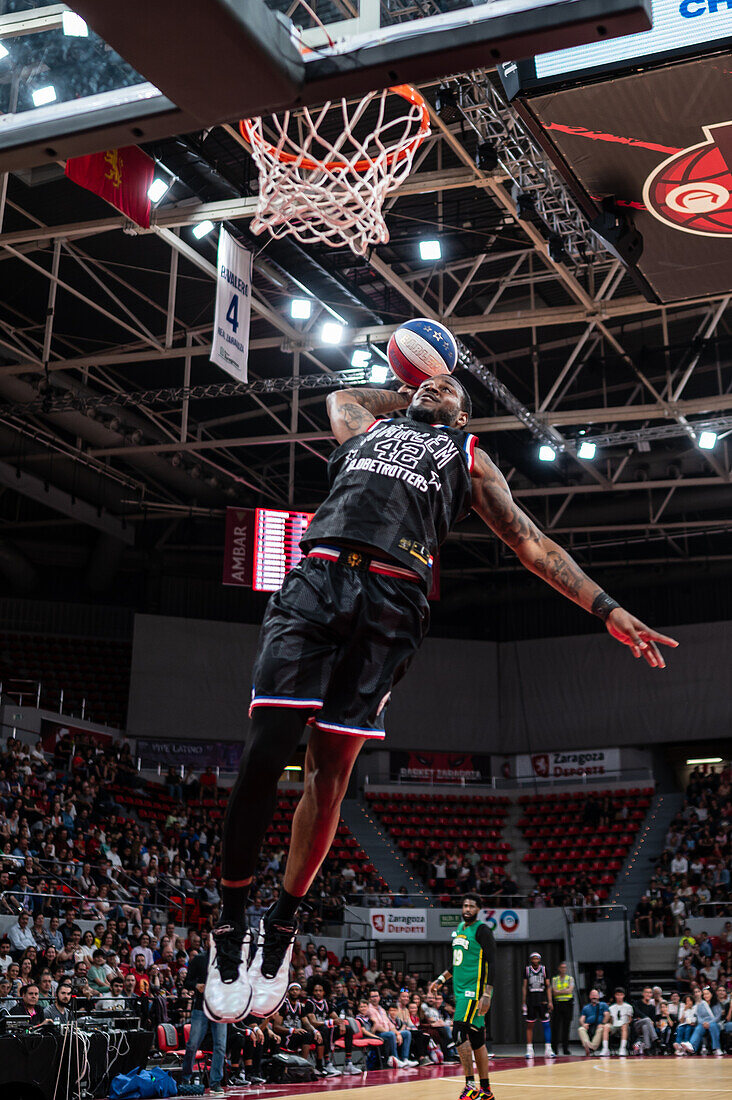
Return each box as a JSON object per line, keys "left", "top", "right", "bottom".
{"left": 577, "top": 440, "right": 596, "bottom": 460}
{"left": 192, "top": 219, "right": 215, "bottom": 239}
{"left": 290, "top": 298, "right": 312, "bottom": 320}
{"left": 698, "top": 430, "right": 717, "bottom": 450}
{"left": 147, "top": 177, "right": 170, "bottom": 203}
{"left": 370, "top": 364, "right": 389, "bottom": 384}
{"left": 475, "top": 141, "right": 499, "bottom": 173}
{"left": 539, "top": 445, "right": 556, "bottom": 462}
{"left": 419, "top": 239, "right": 441, "bottom": 262}
{"left": 32, "top": 86, "right": 57, "bottom": 108}
{"left": 62, "top": 11, "right": 89, "bottom": 36}
{"left": 351, "top": 349, "right": 371, "bottom": 369}
{"left": 321, "top": 321, "right": 344, "bottom": 345}
{"left": 435, "top": 84, "right": 461, "bottom": 123}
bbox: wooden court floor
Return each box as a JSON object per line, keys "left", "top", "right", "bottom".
{"left": 259, "top": 1057, "right": 732, "bottom": 1100}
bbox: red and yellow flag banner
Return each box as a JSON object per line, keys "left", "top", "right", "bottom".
{"left": 65, "top": 146, "right": 155, "bottom": 228}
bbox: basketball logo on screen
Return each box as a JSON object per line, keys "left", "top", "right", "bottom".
{"left": 643, "top": 120, "right": 732, "bottom": 237}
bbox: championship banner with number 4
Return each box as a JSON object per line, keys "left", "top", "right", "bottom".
{"left": 211, "top": 227, "right": 252, "bottom": 382}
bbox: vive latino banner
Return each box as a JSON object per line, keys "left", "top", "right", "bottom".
{"left": 369, "top": 909, "right": 427, "bottom": 939}
{"left": 393, "top": 750, "right": 491, "bottom": 783}
{"left": 65, "top": 146, "right": 154, "bottom": 228}
{"left": 136, "top": 738, "right": 243, "bottom": 771}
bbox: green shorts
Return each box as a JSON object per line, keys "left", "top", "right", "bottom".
{"left": 454, "top": 991, "right": 485, "bottom": 1028}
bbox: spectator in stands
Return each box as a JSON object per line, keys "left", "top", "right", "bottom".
{"left": 632, "top": 986, "right": 659, "bottom": 1053}
{"left": 601, "top": 988, "right": 632, "bottom": 1057}
{"left": 246, "top": 892, "right": 267, "bottom": 931}
{"left": 578, "top": 989, "right": 609, "bottom": 1055}
{"left": 0, "top": 977, "right": 14, "bottom": 1012}
{"left": 8, "top": 981, "right": 41, "bottom": 1021}
{"left": 43, "top": 977, "right": 72, "bottom": 1023}
{"left": 97, "top": 975, "right": 128, "bottom": 1013}
{"left": 8, "top": 911, "right": 35, "bottom": 955}
{"left": 367, "top": 988, "right": 414, "bottom": 1068}
{"left": 675, "top": 956, "right": 698, "bottom": 994}
{"left": 420, "top": 990, "right": 458, "bottom": 1060}
{"left": 0, "top": 939, "right": 12, "bottom": 974}
{"left": 37, "top": 971, "right": 55, "bottom": 1009}
{"left": 590, "top": 968, "right": 608, "bottom": 1000}
{"left": 680, "top": 988, "right": 723, "bottom": 1056}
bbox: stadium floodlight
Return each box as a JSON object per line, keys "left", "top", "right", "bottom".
{"left": 351, "top": 349, "right": 371, "bottom": 369}
{"left": 370, "top": 364, "right": 389, "bottom": 384}
{"left": 698, "top": 430, "right": 717, "bottom": 450}
{"left": 419, "top": 239, "right": 441, "bottom": 261}
{"left": 62, "top": 11, "right": 89, "bottom": 36}
{"left": 192, "top": 219, "right": 215, "bottom": 239}
{"left": 321, "top": 321, "right": 344, "bottom": 345}
{"left": 290, "top": 298, "right": 312, "bottom": 320}
{"left": 0, "top": 42, "right": 8, "bottom": 60}
{"left": 32, "top": 86, "right": 57, "bottom": 107}
{"left": 147, "top": 177, "right": 169, "bottom": 203}
{"left": 577, "top": 440, "right": 596, "bottom": 460}
{"left": 538, "top": 445, "right": 556, "bottom": 462}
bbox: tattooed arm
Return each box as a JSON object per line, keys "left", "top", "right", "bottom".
{"left": 327, "top": 386, "right": 414, "bottom": 444}
{"left": 471, "top": 448, "right": 679, "bottom": 669}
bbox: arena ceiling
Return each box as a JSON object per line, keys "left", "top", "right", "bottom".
{"left": 1, "top": 62, "right": 732, "bottom": 631}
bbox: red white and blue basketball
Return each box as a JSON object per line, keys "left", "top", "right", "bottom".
{"left": 387, "top": 318, "right": 459, "bottom": 387}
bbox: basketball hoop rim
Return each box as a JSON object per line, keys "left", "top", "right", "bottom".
{"left": 239, "top": 84, "right": 430, "bottom": 173}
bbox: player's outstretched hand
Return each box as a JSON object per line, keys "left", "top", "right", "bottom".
{"left": 606, "top": 608, "right": 679, "bottom": 669}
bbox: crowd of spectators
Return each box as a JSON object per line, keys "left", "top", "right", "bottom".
{"left": 577, "top": 981, "right": 732, "bottom": 1056}
{"left": 633, "top": 765, "right": 731, "bottom": 937}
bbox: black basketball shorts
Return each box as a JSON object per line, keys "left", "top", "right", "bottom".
{"left": 249, "top": 549, "right": 430, "bottom": 739}
{"left": 526, "top": 996, "right": 550, "bottom": 1024}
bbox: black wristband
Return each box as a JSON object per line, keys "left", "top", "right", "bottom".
{"left": 591, "top": 591, "right": 620, "bottom": 622}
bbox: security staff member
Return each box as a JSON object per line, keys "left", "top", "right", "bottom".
{"left": 551, "top": 962, "right": 575, "bottom": 1055}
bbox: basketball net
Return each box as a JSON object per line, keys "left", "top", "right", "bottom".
{"left": 240, "top": 85, "right": 430, "bottom": 257}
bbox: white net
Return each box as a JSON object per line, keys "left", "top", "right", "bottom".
{"left": 240, "top": 85, "right": 430, "bottom": 257}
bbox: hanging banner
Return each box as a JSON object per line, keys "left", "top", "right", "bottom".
{"left": 136, "top": 738, "right": 243, "bottom": 771}
{"left": 211, "top": 228, "right": 252, "bottom": 381}
{"left": 497, "top": 747, "right": 622, "bottom": 782}
{"left": 369, "top": 909, "right": 427, "bottom": 940}
{"left": 65, "top": 146, "right": 154, "bottom": 227}
{"left": 438, "top": 908, "right": 528, "bottom": 940}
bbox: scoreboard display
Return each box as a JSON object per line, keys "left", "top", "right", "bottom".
{"left": 222, "top": 506, "right": 313, "bottom": 590}
{"left": 253, "top": 507, "right": 314, "bottom": 591}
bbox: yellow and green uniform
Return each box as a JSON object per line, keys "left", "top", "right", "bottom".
{"left": 451, "top": 919, "right": 496, "bottom": 1028}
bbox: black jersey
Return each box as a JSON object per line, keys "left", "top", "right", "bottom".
{"left": 280, "top": 997, "right": 305, "bottom": 1029}
{"left": 525, "top": 965, "right": 548, "bottom": 997}
{"left": 302, "top": 416, "right": 477, "bottom": 585}
{"left": 305, "top": 996, "right": 332, "bottom": 1024}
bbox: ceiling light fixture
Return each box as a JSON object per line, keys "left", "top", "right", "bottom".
{"left": 290, "top": 298, "right": 312, "bottom": 320}
{"left": 419, "top": 239, "right": 441, "bottom": 261}
{"left": 538, "top": 445, "right": 556, "bottom": 462}
{"left": 32, "top": 86, "right": 57, "bottom": 107}
{"left": 192, "top": 219, "right": 215, "bottom": 239}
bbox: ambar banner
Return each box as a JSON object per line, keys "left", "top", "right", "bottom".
{"left": 369, "top": 909, "right": 427, "bottom": 939}
{"left": 222, "top": 507, "right": 255, "bottom": 586}
{"left": 136, "top": 738, "right": 243, "bottom": 771}
{"left": 392, "top": 750, "right": 491, "bottom": 784}
{"left": 498, "top": 748, "right": 621, "bottom": 782}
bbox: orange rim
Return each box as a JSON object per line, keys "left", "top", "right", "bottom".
{"left": 239, "top": 85, "right": 430, "bottom": 173}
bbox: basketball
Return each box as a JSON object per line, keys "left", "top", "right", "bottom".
{"left": 387, "top": 318, "right": 459, "bottom": 387}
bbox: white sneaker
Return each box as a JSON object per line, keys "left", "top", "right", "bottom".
{"left": 545, "top": 1046, "right": 556, "bottom": 1059}
{"left": 619, "top": 1045, "right": 627, "bottom": 1057}
{"left": 526, "top": 1045, "right": 534, "bottom": 1059}
{"left": 405, "top": 1059, "right": 419, "bottom": 1068}
{"left": 681, "top": 1042, "right": 694, "bottom": 1054}
{"left": 203, "top": 924, "right": 252, "bottom": 1023}
{"left": 248, "top": 908, "right": 298, "bottom": 1018}
{"left": 599, "top": 1048, "right": 610, "bottom": 1058}
{"left": 388, "top": 1056, "right": 399, "bottom": 1069}
{"left": 344, "top": 1061, "right": 360, "bottom": 1075}
{"left": 323, "top": 1064, "right": 341, "bottom": 1077}
{"left": 713, "top": 1049, "right": 723, "bottom": 1057}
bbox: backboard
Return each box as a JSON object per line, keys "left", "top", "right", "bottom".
{"left": 0, "top": 0, "right": 652, "bottom": 172}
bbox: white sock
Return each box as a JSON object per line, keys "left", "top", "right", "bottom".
{"left": 602, "top": 1043, "right": 609, "bottom": 1051}
{"left": 620, "top": 1041, "right": 627, "bottom": 1051}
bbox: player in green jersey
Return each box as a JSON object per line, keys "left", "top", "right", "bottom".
{"left": 430, "top": 894, "right": 497, "bottom": 1100}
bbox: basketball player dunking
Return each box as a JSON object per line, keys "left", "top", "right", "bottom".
{"left": 204, "top": 373, "right": 678, "bottom": 1024}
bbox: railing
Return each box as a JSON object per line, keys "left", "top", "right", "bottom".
{"left": 0, "top": 676, "right": 109, "bottom": 727}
